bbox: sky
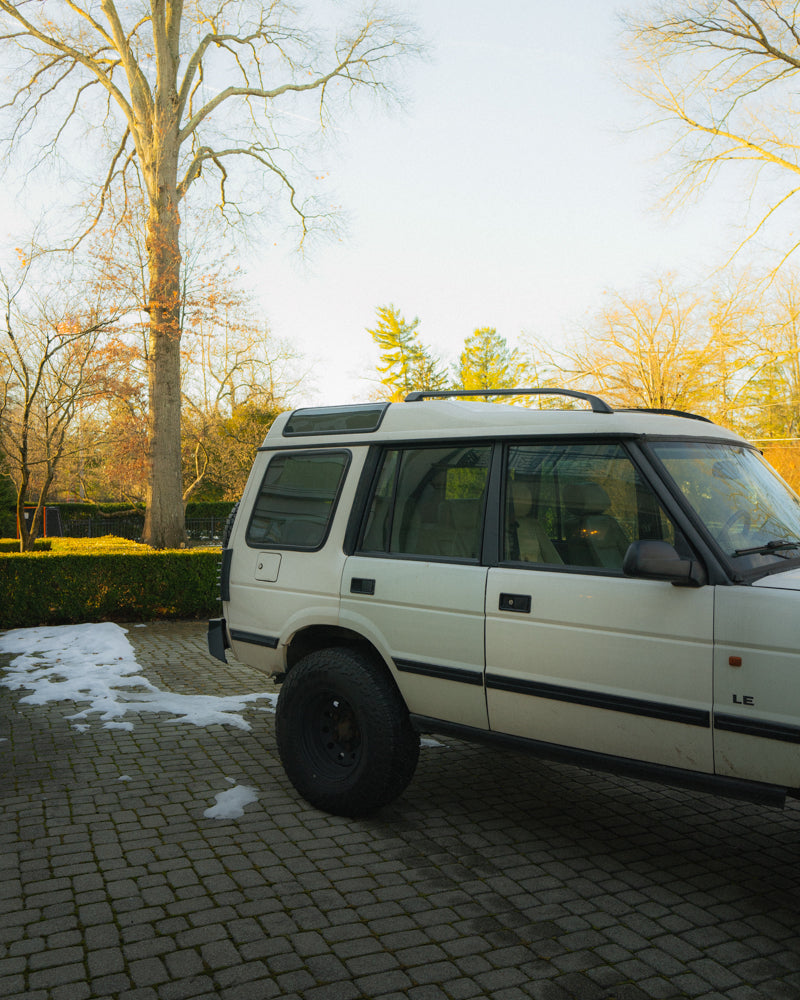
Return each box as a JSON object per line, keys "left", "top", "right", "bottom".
{"left": 245, "top": 0, "right": 745, "bottom": 405}
{"left": 0, "top": 1, "right": 749, "bottom": 407}
{"left": 0, "top": 621, "right": 443, "bottom": 818}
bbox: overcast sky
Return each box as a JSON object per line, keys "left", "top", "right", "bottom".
{"left": 0, "top": 1, "right": 747, "bottom": 407}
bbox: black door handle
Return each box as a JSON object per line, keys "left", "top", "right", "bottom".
{"left": 350, "top": 577, "right": 376, "bottom": 595}
{"left": 499, "top": 592, "right": 531, "bottom": 613}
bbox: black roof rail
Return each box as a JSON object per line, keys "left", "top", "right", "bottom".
{"left": 616, "top": 407, "right": 712, "bottom": 423}
{"left": 403, "top": 387, "right": 614, "bottom": 414}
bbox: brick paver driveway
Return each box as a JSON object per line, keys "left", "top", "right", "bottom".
{"left": 1, "top": 620, "right": 799, "bottom": 1000}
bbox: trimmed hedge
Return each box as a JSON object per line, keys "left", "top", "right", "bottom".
{"left": 0, "top": 501, "right": 236, "bottom": 535}
{"left": 0, "top": 536, "right": 222, "bottom": 629}
{"left": 186, "top": 501, "right": 237, "bottom": 519}
{"left": 0, "top": 539, "right": 51, "bottom": 553}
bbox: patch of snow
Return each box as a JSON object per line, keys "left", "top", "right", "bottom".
{"left": 0, "top": 622, "right": 276, "bottom": 732}
{"left": 203, "top": 784, "right": 259, "bottom": 819}
{"left": 0, "top": 623, "right": 442, "bottom": 766}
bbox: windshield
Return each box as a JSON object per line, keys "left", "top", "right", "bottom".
{"left": 649, "top": 441, "right": 800, "bottom": 572}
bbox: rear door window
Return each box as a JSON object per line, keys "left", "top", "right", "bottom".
{"left": 359, "top": 444, "right": 491, "bottom": 560}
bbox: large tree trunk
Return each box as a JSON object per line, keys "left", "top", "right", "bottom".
{"left": 142, "top": 193, "right": 185, "bottom": 549}
{"left": 140, "top": 17, "right": 186, "bottom": 550}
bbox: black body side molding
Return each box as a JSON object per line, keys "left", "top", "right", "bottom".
{"left": 409, "top": 715, "right": 789, "bottom": 809}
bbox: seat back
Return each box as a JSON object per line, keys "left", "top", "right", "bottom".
{"left": 508, "top": 481, "right": 562, "bottom": 564}
{"left": 564, "top": 482, "right": 630, "bottom": 569}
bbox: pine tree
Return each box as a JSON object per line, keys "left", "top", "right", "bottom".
{"left": 368, "top": 305, "right": 449, "bottom": 401}
{"left": 455, "top": 328, "right": 524, "bottom": 392}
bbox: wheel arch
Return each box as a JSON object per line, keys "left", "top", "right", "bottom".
{"left": 286, "top": 624, "right": 390, "bottom": 675}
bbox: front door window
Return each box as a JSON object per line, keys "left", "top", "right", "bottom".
{"left": 503, "top": 441, "right": 678, "bottom": 570}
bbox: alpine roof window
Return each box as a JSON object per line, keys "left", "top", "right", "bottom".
{"left": 283, "top": 403, "right": 388, "bottom": 436}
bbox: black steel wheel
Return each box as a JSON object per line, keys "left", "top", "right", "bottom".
{"left": 275, "top": 647, "right": 419, "bottom": 816}
{"left": 303, "top": 688, "right": 362, "bottom": 768}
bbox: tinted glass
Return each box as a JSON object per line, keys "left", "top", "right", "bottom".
{"left": 283, "top": 404, "right": 388, "bottom": 436}
{"left": 504, "top": 442, "right": 677, "bottom": 570}
{"left": 246, "top": 451, "right": 349, "bottom": 549}
{"left": 651, "top": 441, "right": 800, "bottom": 567}
{"left": 360, "top": 445, "right": 491, "bottom": 560}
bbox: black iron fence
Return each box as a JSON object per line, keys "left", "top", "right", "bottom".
{"left": 61, "top": 517, "right": 143, "bottom": 540}
{"left": 186, "top": 518, "right": 225, "bottom": 542}
{"left": 59, "top": 516, "right": 225, "bottom": 543}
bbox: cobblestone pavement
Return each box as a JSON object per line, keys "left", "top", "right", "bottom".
{"left": 1, "top": 620, "right": 800, "bottom": 1000}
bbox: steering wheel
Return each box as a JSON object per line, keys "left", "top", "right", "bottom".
{"left": 720, "top": 509, "right": 751, "bottom": 546}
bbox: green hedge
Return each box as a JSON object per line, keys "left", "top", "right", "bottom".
{"left": 0, "top": 509, "right": 15, "bottom": 538}
{"left": 0, "top": 500, "right": 235, "bottom": 520}
{"left": 0, "top": 539, "right": 51, "bottom": 553}
{"left": 15, "top": 501, "right": 236, "bottom": 519}
{"left": 186, "top": 501, "right": 237, "bottom": 519}
{"left": 0, "top": 538, "right": 221, "bottom": 629}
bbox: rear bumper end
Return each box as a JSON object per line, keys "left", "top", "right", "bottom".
{"left": 207, "top": 617, "right": 230, "bottom": 663}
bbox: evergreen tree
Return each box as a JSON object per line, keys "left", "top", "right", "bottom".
{"left": 455, "top": 328, "right": 524, "bottom": 392}
{"left": 368, "top": 305, "right": 449, "bottom": 401}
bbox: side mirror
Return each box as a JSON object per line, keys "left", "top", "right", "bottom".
{"left": 622, "top": 540, "right": 706, "bottom": 587}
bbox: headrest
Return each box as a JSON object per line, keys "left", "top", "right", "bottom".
{"left": 564, "top": 481, "right": 609, "bottom": 515}
{"left": 509, "top": 481, "right": 533, "bottom": 514}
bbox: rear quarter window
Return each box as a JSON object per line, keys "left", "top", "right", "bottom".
{"left": 246, "top": 450, "right": 350, "bottom": 550}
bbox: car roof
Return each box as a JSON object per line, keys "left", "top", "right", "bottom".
{"left": 263, "top": 392, "right": 748, "bottom": 448}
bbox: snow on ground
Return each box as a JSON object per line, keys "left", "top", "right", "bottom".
{"left": 203, "top": 783, "right": 260, "bottom": 819}
{"left": 0, "top": 621, "right": 445, "bottom": 819}
{"left": 0, "top": 622, "right": 278, "bottom": 732}
{"left": 0, "top": 622, "right": 279, "bottom": 819}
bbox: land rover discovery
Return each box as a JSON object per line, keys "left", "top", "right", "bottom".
{"left": 208, "top": 389, "right": 800, "bottom": 817}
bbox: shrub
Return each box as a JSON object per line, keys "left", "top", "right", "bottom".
{"left": 48, "top": 536, "right": 142, "bottom": 553}
{"left": 0, "top": 537, "right": 221, "bottom": 629}
{"left": 0, "top": 507, "right": 15, "bottom": 538}
{"left": 0, "top": 539, "right": 52, "bottom": 553}
{"left": 185, "top": 501, "right": 237, "bottom": 519}
{"left": 0, "top": 502, "right": 238, "bottom": 544}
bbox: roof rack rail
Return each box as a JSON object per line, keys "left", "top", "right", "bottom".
{"left": 616, "top": 407, "right": 712, "bottom": 423}
{"left": 404, "top": 387, "right": 614, "bottom": 414}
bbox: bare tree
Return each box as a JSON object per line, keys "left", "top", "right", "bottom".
{"left": 749, "top": 272, "right": 800, "bottom": 437}
{"left": 0, "top": 0, "right": 421, "bottom": 546}
{"left": 181, "top": 288, "right": 308, "bottom": 500}
{"left": 0, "top": 264, "right": 128, "bottom": 550}
{"left": 554, "top": 278, "right": 716, "bottom": 411}
{"left": 623, "top": 1, "right": 800, "bottom": 268}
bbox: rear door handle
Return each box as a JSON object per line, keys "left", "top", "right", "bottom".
{"left": 499, "top": 592, "right": 531, "bottom": 613}
{"left": 350, "top": 577, "right": 376, "bottom": 595}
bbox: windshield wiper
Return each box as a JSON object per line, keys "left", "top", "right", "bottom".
{"left": 733, "top": 539, "right": 800, "bottom": 557}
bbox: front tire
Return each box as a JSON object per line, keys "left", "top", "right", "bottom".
{"left": 275, "top": 647, "right": 420, "bottom": 817}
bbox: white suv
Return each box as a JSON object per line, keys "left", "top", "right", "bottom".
{"left": 208, "top": 389, "right": 800, "bottom": 817}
